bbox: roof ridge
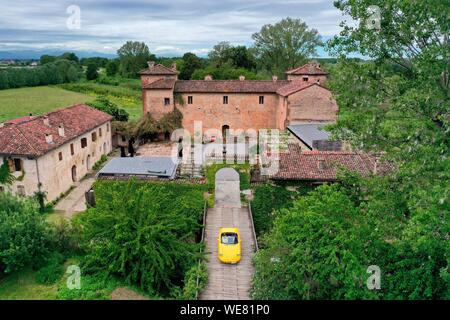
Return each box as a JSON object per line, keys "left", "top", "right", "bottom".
{"left": 14, "top": 124, "right": 40, "bottom": 156}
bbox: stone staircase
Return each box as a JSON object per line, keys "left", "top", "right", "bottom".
{"left": 178, "top": 149, "right": 203, "bottom": 178}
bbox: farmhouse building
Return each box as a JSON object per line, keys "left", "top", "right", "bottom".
{"left": 0, "top": 104, "right": 113, "bottom": 202}
{"left": 140, "top": 61, "right": 338, "bottom": 137}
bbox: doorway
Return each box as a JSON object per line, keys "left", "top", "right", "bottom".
{"left": 71, "top": 165, "right": 77, "bottom": 182}
{"left": 87, "top": 155, "right": 91, "bottom": 170}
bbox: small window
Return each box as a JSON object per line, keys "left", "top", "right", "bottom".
{"left": 58, "top": 152, "right": 63, "bottom": 161}
{"left": 223, "top": 96, "right": 228, "bottom": 104}
{"left": 70, "top": 143, "right": 74, "bottom": 155}
{"left": 259, "top": 96, "right": 265, "bottom": 105}
{"left": 92, "top": 132, "right": 97, "bottom": 142}
{"left": 17, "top": 185, "right": 25, "bottom": 197}
{"left": 303, "top": 76, "right": 309, "bottom": 82}
{"left": 13, "top": 158, "right": 22, "bottom": 172}
{"left": 81, "top": 138, "right": 87, "bottom": 148}
{"left": 106, "top": 123, "right": 110, "bottom": 132}
{"left": 164, "top": 98, "right": 171, "bottom": 106}
{"left": 99, "top": 128, "right": 102, "bottom": 137}
{"left": 188, "top": 96, "right": 193, "bottom": 104}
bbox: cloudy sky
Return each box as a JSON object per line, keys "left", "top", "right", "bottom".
{"left": 0, "top": 0, "right": 350, "bottom": 57}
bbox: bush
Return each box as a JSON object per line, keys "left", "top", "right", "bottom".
{"left": 92, "top": 155, "right": 108, "bottom": 171}
{"left": 57, "top": 273, "right": 120, "bottom": 300}
{"left": 251, "top": 182, "right": 315, "bottom": 236}
{"left": 35, "top": 252, "right": 65, "bottom": 285}
{"left": 74, "top": 180, "right": 206, "bottom": 296}
{"left": 182, "top": 262, "right": 208, "bottom": 300}
{"left": 87, "top": 96, "right": 129, "bottom": 121}
{"left": 0, "top": 193, "right": 54, "bottom": 274}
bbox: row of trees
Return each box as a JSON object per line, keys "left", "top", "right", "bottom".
{"left": 0, "top": 59, "right": 82, "bottom": 90}
{"left": 252, "top": 0, "right": 449, "bottom": 300}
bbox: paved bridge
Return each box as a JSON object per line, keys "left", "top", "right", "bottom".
{"left": 199, "top": 168, "right": 257, "bottom": 300}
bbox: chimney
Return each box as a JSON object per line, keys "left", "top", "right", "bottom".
{"left": 272, "top": 75, "right": 278, "bottom": 82}
{"left": 239, "top": 75, "right": 245, "bottom": 81}
{"left": 204, "top": 75, "right": 213, "bottom": 81}
{"left": 43, "top": 116, "right": 50, "bottom": 127}
{"left": 0, "top": 123, "right": 4, "bottom": 128}
{"left": 45, "top": 133, "right": 53, "bottom": 144}
{"left": 171, "top": 63, "right": 177, "bottom": 71}
{"left": 58, "top": 123, "right": 65, "bottom": 137}
{"left": 147, "top": 61, "right": 155, "bottom": 68}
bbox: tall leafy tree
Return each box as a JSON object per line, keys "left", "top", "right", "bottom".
{"left": 252, "top": 17, "right": 322, "bottom": 76}
{"left": 117, "top": 41, "right": 155, "bottom": 78}
{"left": 75, "top": 180, "right": 204, "bottom": 295}
{"left": 179, "top": 52, "right": 203, "bottom": 80}
{"left": 0, "top": 193, "right": 53, "bottom": 274}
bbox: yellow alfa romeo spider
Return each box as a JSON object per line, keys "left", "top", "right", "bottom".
{"left": 218, "top": 227, "right": 241, "bottom": 264}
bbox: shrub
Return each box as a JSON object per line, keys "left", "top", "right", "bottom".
{"left": 75, "top": 180, "right": 205, "bottom": 296}
{"left": 35, "top": 252, "right": 65, "bottom": 285}
{"left": 0, "top": 193, "right": 54, "bottom": 274}
{"left": 57, "top": 273, "right": 120, "bottom": 300}
{"left": 182, "top": 262, "right": 208, "bottom": 300}
{"left": 87, "top": 96, "right": 129, "bottom": 121}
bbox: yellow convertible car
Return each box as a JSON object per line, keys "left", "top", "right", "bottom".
{"left": 218, "top": 227, "right": 241, "bottom": 264}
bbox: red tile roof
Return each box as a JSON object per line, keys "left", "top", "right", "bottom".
{"left": 142, "top": 78, "right": 176, "bottom": 90}
{"left": 286, "top": 63, "right": 328, "bottom": 76}
{"left": 0, "top": 104, "right": 113, "bottom": 157}
{"left": 270, "top": 145, "right": 393, "bottom": 181}
{"left": 173, "top": 80, "right": 291, "bottom": 94}
{"left": 139, "top": 63, "right": 178, "bottom": 75}
{"left": 276, "top": 82, "right": 329, "bottom": 97}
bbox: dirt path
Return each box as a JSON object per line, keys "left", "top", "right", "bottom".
{"left": 54, "top": 177, "right": 95, "bottom": 218}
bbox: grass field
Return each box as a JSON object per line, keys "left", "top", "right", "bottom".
{"left": 0, "top": 86, "right": 95, "bottom": 122}
{"left": 0, "top": 268, "right": 58, "bottom": 300}
{"left": 0, "top": 85, "right": 143, "bottom": 122}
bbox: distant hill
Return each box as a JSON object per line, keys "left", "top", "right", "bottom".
{"left": 0, "top": 50, "right": 117, "bottom": 60}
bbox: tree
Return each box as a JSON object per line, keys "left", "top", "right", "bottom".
{"left": 87, "top": 96, "right": 129, "bottom": 121}
{"left": 208, "top": 42, "right": 256, "bottom": 70}
{"left": 60, "top": 52, "right": 79, "bottom": 63}
{"left": 0, "top": 160, "right": 14, "bottom": 185}
{"left": 0, "top": 193, "right": 54, "bottom": 274}
{"left": 74, "top": 180, "right": 204, "bottom": 295}
{"left": 106, "top": 59, "right": 119, "bottom": 77}
{"left": 117, "top": 41, "right": 155, "bottom": 78}
{"left": 252, "top": 17, "right": 322, "bottom": 76}
{"left": 85, "top": 63, "right": 99, "bottom": 80}
{"left": 252, "top": 184, "right": 376, "bottom": 300}
{"left": 179, "top": 53, "right": 203, "bottom": 80}
{"left": 39, "top": 55, "right": 56, "bottom": 65}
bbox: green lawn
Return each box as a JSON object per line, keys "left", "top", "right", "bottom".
{"left": 0, "top": 86, "right": 95, "bottom": 122}
{"left": 0, "top": 268, "right": 58, "bottom": 300}
{"left": 0, "top": 85, "right": 143, "bottom": 122}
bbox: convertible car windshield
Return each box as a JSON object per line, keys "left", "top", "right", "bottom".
{"left": 221, "top": 233, "right": 238, "bottom": 245}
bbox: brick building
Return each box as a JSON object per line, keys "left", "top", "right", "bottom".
{"left": 140, "top": 61, "right": 338, "bottom": 137}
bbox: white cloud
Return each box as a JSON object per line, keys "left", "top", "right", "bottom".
{"left": 0, "top": 0, "right": 350, "bottom": 56}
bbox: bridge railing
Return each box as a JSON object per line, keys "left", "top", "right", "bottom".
{"left": 195, "top": 200, "right": 208, "bottom": 300}
{"left": 248, "top": 202, "right": 259, "bottom": 252}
